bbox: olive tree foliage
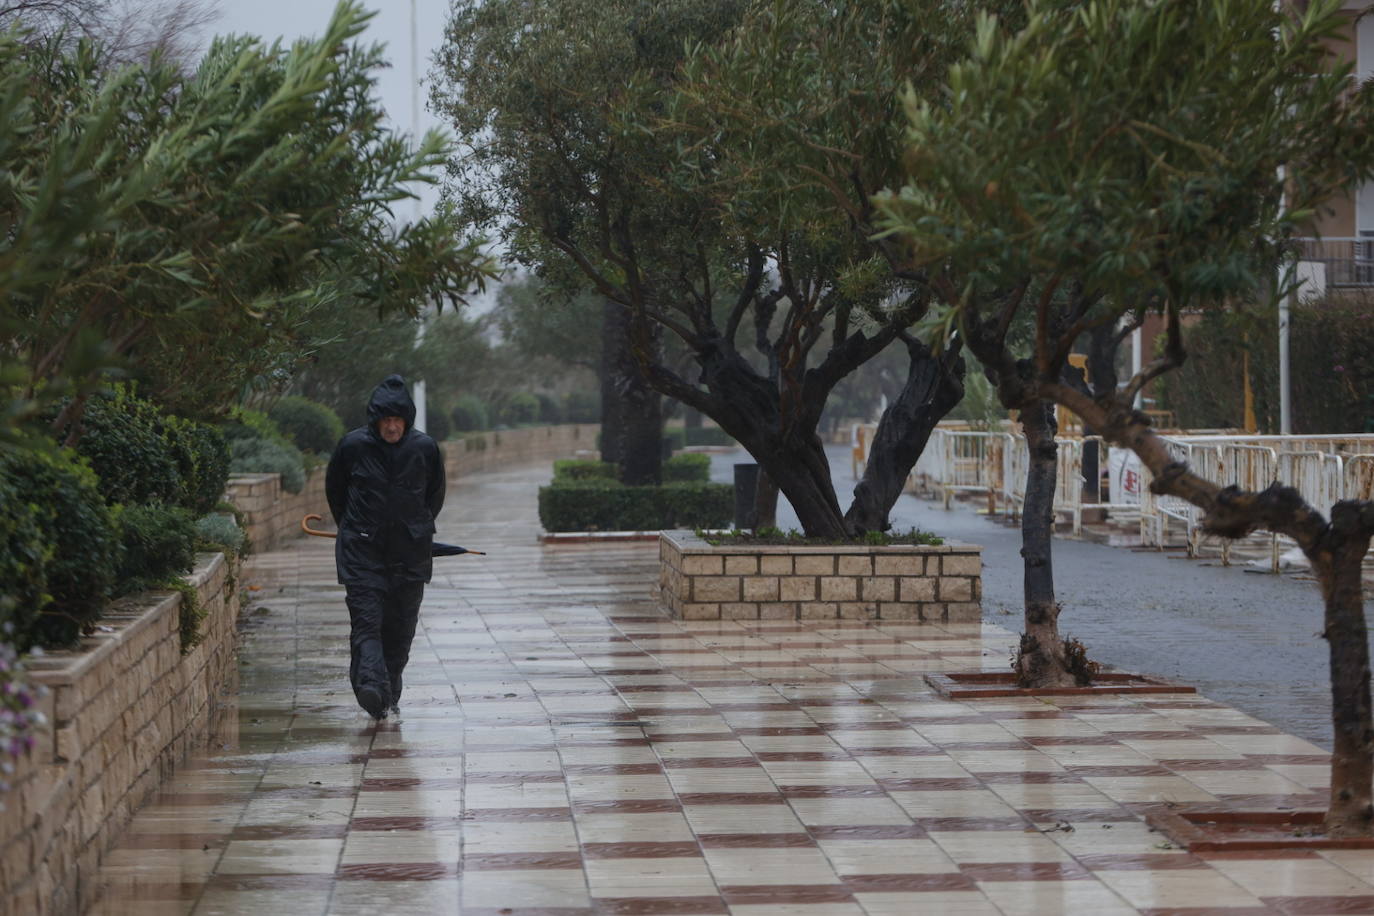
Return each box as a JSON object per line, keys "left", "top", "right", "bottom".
{"left": 432, "top": 0, "right": 993, "bottom": 534}
{"left": 1, "top": 1, "right": 493, "bottom": 438}
{"left": 878, "top": 0, "right": 1374, "bottom": 832}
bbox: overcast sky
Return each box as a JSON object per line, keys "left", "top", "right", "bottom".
{"left": 210, "top": 1, "right": 454, "bottom": 218}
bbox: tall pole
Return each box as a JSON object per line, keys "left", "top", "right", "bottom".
{"left": 1278, "top": 163, "right": 1292, "bottom": 435}
{"left": 409, "top": 0, "right": 428, "bottom": 433}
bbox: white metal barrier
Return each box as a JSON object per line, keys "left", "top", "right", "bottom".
{"left": 915, "top": 425, "right": 1374, "bottom": 569}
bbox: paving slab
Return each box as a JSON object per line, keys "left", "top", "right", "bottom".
{"left": 87, "top": 462, "right": 1374, "bottom": 915}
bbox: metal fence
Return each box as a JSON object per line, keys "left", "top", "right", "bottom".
{"left": 907, "top": 425, "right": 1374, "bottom": 570}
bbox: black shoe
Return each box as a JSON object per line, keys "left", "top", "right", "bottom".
{"left": 356, "top": 685, "right": 389, "bottom": 719}
{"left": 388, "top": 704, "right": 401, "bottom": 718}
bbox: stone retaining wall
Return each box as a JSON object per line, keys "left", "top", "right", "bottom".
{"left": 0, "top": 554, "right": 239, "bottom": 916}
{"left": 225, "top": 424, "right": 599, "bottom": 552}
{"left": 658, "top": 530, "right": 982, "bottom": 622}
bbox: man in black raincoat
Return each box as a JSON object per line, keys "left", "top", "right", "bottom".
{"left": 326, "top": 375, "right": 446, "bottom": 719}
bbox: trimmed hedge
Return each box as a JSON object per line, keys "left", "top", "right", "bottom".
{"left": 269, "top": 395, "right": 345, "bottom": 455}
{"left": 224, "top": 409, "right": 306, "bottom": 493}
{"left": 538, "top": 479, "right": 732, "bottom": 532}
{"left": 553, "top": 459, "right": 618, "bottom": 481}
{"left": 501, "top": 392, "right": 539, "bottom": 426}
{"left": 663, "top": 453, "right": 710, "bottom": 482}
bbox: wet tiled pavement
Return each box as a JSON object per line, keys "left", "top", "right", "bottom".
{"left": 89, "top": 464, "right": 1374, "bottom": 915}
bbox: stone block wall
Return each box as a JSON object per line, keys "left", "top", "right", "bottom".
{"left": 0, "top": 554, "right": 239, "bottom": 916}
{"left": 659, "top": 530, "right": 982, "bottom": 623}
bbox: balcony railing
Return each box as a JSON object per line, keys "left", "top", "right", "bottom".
{"left": 1294, "top": 237, "right": 1374, "bottom": 288}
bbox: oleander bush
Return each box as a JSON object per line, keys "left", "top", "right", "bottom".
{"left": 538, "top": 479, "right": 732, "bottom": 532}
{"left": 268, "top": 395, "right": 345, "bottom": 455}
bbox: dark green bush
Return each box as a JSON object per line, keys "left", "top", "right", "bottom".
{"left": 1, "top": 449, "right": 119, "bottom": 648}
{"left": 536, "top": 393, "right": 563, "bottom": 424}
{"left": 538, "top": 479, "right": 733, "bottom": 532}
{"left": 64, "top": 386, "right": 181, "bottom": 507}
{"left": 664, "top": 428, "right": 686, "bottom": 451}
{"left": 564, "top": 390, "right": 600, "bottom": 423}
{"left": 501, "top": 392, "right": 540, "bottom": 426}
{"left": 663, "top": 453, "right": 710, "bottom": 482}
{"left": 553, "top": 459, "right": 618, "bottom": 481}
{"left": 165, "top": 417, "right": 230, "bottom": 515}
{"left": 114, "top": 504, "right": 198, "bottom": 596}
{"left": 268, "top": 396, "right": 345, "bottom": 455}
{"left": 0, "top": 469, "right": 51, "bottom": 652}
{"left": 451, "top": 395, "right": 489, "bottom": 432}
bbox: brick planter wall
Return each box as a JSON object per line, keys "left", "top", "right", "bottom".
{"left": 0, "top": 553, "right": 240, "bottom": 916}
{"left": 658, "top": 530, "right": 982, "bottom": 622}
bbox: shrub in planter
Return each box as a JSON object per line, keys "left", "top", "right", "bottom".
{"left": 451, "top": 395, "right": 489, "bottom": 432}
{"left": 538, "top": 479, "right": 732, "bottom": 532}
{"left": 229, "top": 436, "right": 306, "bottom": 493}
{"left": 0, "top": 449, "right": 119, "bottom": 648}
{"left": 553, "top": 459, "right": 618, "bottom": 481}
{"left": 195, "top": 513, "right": 247, "bottom": 559}
{"left": 269, "top": 395, "right": 345, "bottom": 455}
{"left": 164, "top": 417, "right": 230, "bottom": 516}
{"left": 0, "top": 471, "right": 51, "bottom": 652}
{"left": 114, "top": 504, "right": 198, "bottom": 596}
{"left": 64, "top": 386, "right": 181, "bottom": 508}
{"left": 663, "top": 453, "right": 710, "bottom": 482}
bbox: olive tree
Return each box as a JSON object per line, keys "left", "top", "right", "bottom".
{"left": 878, "top": 0, "right": 1374, "bottom": 833}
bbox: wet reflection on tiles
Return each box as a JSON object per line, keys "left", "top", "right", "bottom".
{"left": 86, "top": 464, "right": 1374, "bottom": 915}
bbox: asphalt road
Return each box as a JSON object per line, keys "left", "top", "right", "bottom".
{"left": 708, "top": 442, "right": 1364, "bottom": 749}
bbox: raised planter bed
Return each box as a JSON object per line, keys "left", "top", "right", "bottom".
{"left": 1142, "top": 805, "right": 1373, "bottom": 851}
{"left": 925, "top": 670, "right": 1197, "bottom": 699}
{"left": 657, "top": 529, "right": 982, "bottom": 622}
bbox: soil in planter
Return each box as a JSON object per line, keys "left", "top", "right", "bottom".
{"left": 700, "top": 526, "right": 944, "bottom": 547}
{"left": 925, "top": 670, "right": 1197, "bottom": 699}
{"left": 1144, "top": 807, "right": 1374, "bottom": 851}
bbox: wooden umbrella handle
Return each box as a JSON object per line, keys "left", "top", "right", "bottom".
{"left": 301, "top": 514, "right": 336, "bottom": 539}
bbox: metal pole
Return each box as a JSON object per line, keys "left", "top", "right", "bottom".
{"left": 409, "top": 0, "right": 428, "bottom": 433}
{"left": 1131, "top": 325, "right": 1143, "bottom": 410}
{"left": 1278, "top": 163, "right": 1291, "bottom": 434}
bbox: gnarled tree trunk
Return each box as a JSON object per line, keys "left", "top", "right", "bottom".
{"left": 845, "top": 339, "right": 965, "bottom": 534}
{"left": 1316, "top": 506, "right": 1374, "bottom": 836}
{"left": 1049, "top": 382, "right": 1374, "bottom": 836}
{"left": 1014, "top": 399, "right": 1075, "bottom": 688}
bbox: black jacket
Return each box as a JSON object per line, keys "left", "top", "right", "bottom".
{"left": 325, "top": 376, "right": 446, "bottom": 586}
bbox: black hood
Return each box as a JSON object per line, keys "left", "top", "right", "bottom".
{"left": 366, "top": 375, "right": 416, "bottom": 433}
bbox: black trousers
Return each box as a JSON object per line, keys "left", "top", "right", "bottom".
{"left": 345, "top": 577, "right": 425, "bottom": 707}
